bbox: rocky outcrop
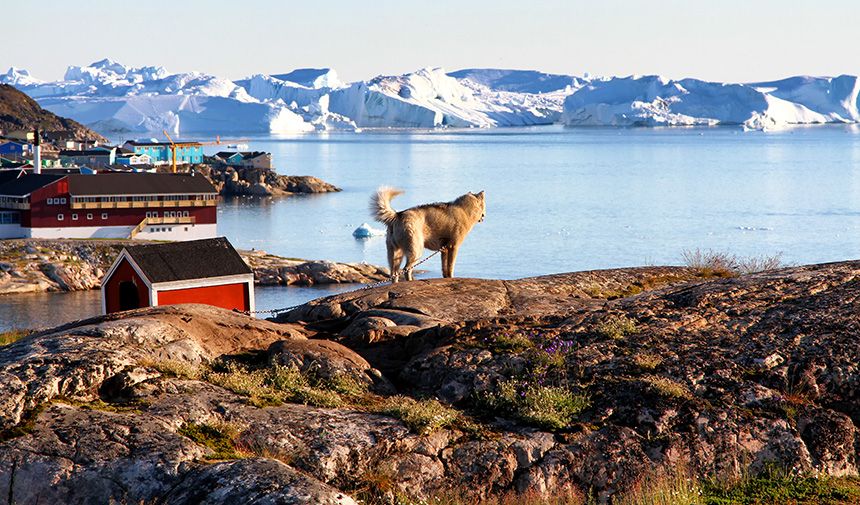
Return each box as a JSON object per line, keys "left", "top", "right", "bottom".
{"left": 1, "top": 261, "right": 860, "bottom": 503}
{"left": 0, "top": 240, "right": 120, "bottom": 294}
{"left": 198, "top": 163, "right": 341, "bottom": 196}
{"left": 244, "top": 249, "right": 390, "bottom": 286}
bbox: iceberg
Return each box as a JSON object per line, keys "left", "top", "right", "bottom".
{"left": 353, "top": 223, "right": 386, "bottom": 239}
{"left": 5, "top": 59, "right": 860, "bottom": 135}
{"left": 561, "top": 74, "right": 853, "bottom": 128}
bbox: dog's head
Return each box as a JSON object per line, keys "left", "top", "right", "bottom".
{"left": 472, "top": 190, "right": 486, "bottom": 222}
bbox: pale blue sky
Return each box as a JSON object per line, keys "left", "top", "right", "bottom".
{"left": 9, "top": 0, "right": 859, "bottom": 84}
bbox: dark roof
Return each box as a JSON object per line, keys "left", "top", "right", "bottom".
{"left": 37, "top": 168, "right": 83, "bottom": 175}
{"left": 125, "top": 140, "right": 202, "bottom": 147}
{"left": 0, "top": 174, "right": 65, "bottom": 197}
{"left": 124, "top": 237, "right": 251, "bottom": 284}
{"left": 59, "top": 148, "right": 114, "bottom": 157}
{"left": 68, "top": 172, "right": 217, "bottom": 196}
{"left": 0, "top": 169, "right": 24, "bottom": 186}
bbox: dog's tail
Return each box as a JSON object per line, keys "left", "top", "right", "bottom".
{"left": 371, "top": 186, "right": 404, "bottom": 225}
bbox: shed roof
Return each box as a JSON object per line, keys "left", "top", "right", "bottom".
{"left": 68, "top": 172, "right": 217, "bottom": 196}
{"left": 123, "top": 237, "right": 251, "bottom": 284}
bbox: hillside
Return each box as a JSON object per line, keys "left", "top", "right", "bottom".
{"left": 0, "top": 83, "right": 106, "bottom": 141}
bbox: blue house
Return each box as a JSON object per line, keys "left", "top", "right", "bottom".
{"left": 0, "top": 140, "right": 32, "bottom": 157}
{"left": 122, "top": 140, "right": 204, "bottom": 166}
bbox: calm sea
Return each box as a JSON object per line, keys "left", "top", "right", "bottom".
{"left": 4, "top": 124, "right": 860, "bottom": 331}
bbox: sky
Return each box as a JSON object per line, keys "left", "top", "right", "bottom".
{"left": 7, "top": 0, "right": 860, "bottom": 84}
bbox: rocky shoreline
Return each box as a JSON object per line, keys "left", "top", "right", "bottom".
{"left": 0, "top": 239, "right": 389, "bottom": 296}
{"left": 196, "top": 162, "right": 342, "bottom": 196}
{"left": 1, "top": 260, "right": 859, "bottom": 503}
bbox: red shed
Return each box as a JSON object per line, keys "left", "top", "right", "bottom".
{"left": 101, "top": 237, "right": 255, "bottom": 314}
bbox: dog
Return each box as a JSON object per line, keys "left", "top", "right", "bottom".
{"left": 371, "top": 187, "right": 486, "bottom": 282}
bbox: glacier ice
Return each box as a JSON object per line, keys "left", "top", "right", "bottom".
{"left": 4, "top": 59, "right": 860, "bottom": 135}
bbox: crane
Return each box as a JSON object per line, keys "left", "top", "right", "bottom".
{"left": 163, "top": 132, "right": 250, "bottom": 173}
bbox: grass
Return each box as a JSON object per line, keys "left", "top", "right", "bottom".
{"left": 614, "top": 467, "right": 703, "bottom": 505}
{"left": 141, "top": 357, "right": 369, "bottom": 409}
{"left": 632, "top": 351, "right": 664, "bottom": 373}
{"left": 681, "top": 248, "right": 788, "bottom": 277}
{"left": 644, "top": 376, "right": 691, "bottom": 400}
{"left": 703, "top": 464, "right": 860, "bottom": 505}
{"left": 0, "top": 328, "right": 33, "bottom": 347}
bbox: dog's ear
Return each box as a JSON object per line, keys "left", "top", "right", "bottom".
{"left": 476, "top": 190, "right": 485, "bottom": 200}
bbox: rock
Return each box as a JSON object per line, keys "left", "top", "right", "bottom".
{"left": 2, "top": 261, "right": 860, "bottom": 502}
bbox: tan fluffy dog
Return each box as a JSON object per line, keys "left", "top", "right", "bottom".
{"left": 371, "top": 187, "right": 486, "bottom": 282}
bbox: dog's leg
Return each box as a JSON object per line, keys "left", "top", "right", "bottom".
{"left": 403, "top": 240, "right": 423, "bottom": 281}
{"left": 389, "top": 247, "right": 403, "bottom": 283}
{"left": 443, "top": 246, "right": 459, "bottom": 278}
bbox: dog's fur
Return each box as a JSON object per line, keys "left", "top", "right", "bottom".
{"left": 371, "top": 187, "right": 486, "bottom": 282}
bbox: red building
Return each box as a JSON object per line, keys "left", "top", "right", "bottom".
{"left": 101, "top": 237, "right": 255, "bottom": 314}
{"left": 0, "top": 171, "right": 218, "bottom": 240}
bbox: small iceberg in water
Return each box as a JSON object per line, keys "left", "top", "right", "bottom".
{"left": 353, "top": 223, "right": 386, "bottom": 238}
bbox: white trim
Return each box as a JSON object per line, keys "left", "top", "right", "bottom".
{"left": 151, "top": 273, "right": 253, "bottom": 292}
{"left": 101, "top": 252, "right": 154, "bottom": 315}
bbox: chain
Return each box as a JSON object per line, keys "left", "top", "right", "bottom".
{"left": 238, "top": 247, "right": 447, "bottom": 316}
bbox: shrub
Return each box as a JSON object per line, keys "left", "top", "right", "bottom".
{"left": 483, "top": 380, "right": 590, "bottom": 431}
{"left": 596, "top": 315, "right": 638, "bottom": 339}
{"left": 381, "top": 396, "right": 460, "bottom": 435}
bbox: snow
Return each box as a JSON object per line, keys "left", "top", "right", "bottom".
{"left": 4, "top": 59, "right": 860, "bottom": 135}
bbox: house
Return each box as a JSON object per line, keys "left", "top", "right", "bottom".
{"left": 0, "top": 171, "right": 218, "bottom": 239}
{"left": 214, "top": 151, "right": 273, "bottom": 170}
{"left": 123, "top": 140, "right": 204, "bottom": 166}
{"left": 5, "top": 130, "right": 34, "bottom": 143}
{"left": 114, "top": 147, "right": 152, "bottom": 166}
{"left": 0, "top": 140, "right": 32, "bottom": 158}
{"left": 59, "top": 146, "right": 116, "bottom": 167}
{"left": 101, "top": 237, "right": 254, "bottom": 314}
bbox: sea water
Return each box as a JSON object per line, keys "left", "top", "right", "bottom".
{"left": 4, "top": 124, "right": 860, "bottom": 330}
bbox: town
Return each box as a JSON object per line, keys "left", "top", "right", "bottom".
{"left": 0, "top": 128, "right": 274, "bottom": 240}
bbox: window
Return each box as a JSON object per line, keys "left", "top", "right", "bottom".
{"left": 183, "top": 211, "right": 189, "bottom": 217}
{"left": 47, "top": 198, "right": 54, "bottom": 205}
{"left": 72, "top": 214, "right": 78, "bottom": 220}
{"left": 102, "top": 213, "right": 108, "bottom": 220}
{"left": 86, "top": 214, "right": 93, "bottom": 220}
{"left": 57, "top": 214, "right": 64, "bottom": 220}
{"left": 60, "top": 198, "right": 67, "bottom": 204}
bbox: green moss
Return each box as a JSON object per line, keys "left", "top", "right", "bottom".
{"left": 0, "top": 403, "right": 47, "bottom": 442}
{"left": 178, "top": 421, "right": 245, "bottom": 460}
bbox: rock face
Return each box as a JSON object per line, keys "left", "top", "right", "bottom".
{"left": 1, "top": 262, "right": 860, "bottom": 503}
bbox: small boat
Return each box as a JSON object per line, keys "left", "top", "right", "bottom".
{"left": 226, "top": 143, "right": 249, "bottom": 150}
